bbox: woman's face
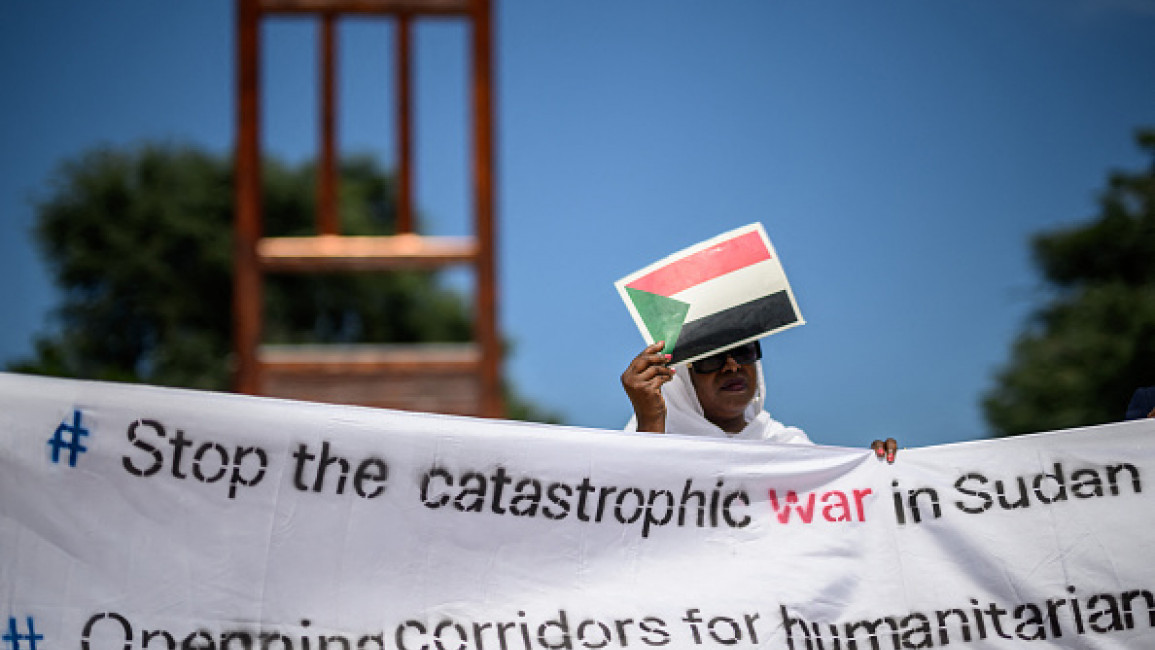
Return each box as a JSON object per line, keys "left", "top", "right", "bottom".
{"left": 688, "top": 355, "right": 758, "bottom": 432}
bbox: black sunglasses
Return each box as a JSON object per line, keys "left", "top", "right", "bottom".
{"left": 689, "top": 341, "right": 762, "bottom": 374}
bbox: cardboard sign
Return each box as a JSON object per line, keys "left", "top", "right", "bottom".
{"left": 615, "top": 223, "right": 804, "bottom": 364}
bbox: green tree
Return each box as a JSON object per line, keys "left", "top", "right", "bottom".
{"left": 983, "top": 129, "right": 1155, "bottom": 436}
{"left": 10, "top": 143, "right": 558, "bottom": 422}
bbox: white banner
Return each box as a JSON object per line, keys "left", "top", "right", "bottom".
{"left": 2, "top": 372, "right": 1155, "bottom": 650}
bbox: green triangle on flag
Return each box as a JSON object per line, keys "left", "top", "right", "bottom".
{"left": 625, "top": 287, "right": 690, "bottom": 356}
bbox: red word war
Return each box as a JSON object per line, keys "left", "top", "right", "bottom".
{"left": 767, "top": 487, "right": 873, "bottom": 524}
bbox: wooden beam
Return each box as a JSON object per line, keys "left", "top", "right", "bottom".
{"left": 396, "top": 13, "right": 414, "bottom": 234}
{"left": 258, "top": 0, "right": 469, "bottom": 15}
{"left": 259, "top": 344, "right": 483, "bottom": 415}
{"left": 318, "top": 13, "right": 339, "bottom": 235}
{"left": 234, "top": 0, "right": 264, "bottom": 395}
{"left": 258, "top": 234, "right": 478, "bottom": 270}
{"left": 260, "top": 343, "right": 480, "bottom": 371}
{"left": 471, "top": 0, "right": 502, "bottom": 417}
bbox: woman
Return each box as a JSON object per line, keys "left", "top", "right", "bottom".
{"left": 621, "top": 340, "right": 897, "bottom": 461}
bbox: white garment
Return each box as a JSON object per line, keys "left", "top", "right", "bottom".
{"left": 625, "top": 360, "right": 811, "bottom": 444}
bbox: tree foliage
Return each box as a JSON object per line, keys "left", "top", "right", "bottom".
{"left": 11, "top": 143, "right": 558, "bottom": 422}
{"left": 983, "top": 129, "right": 1155, "bottom": 436}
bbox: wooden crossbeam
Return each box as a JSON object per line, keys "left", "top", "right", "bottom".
{"left": 259, "top": 343, "right": 483, "bottom": 415}
{"left": 257, "top": 0, "right": 471, "bottom": 15}
{"left": 259, "top": 342, "right": 480, "bottom": 370}
{"left": 257, "top": 234, "right": 477, "bottom": 271}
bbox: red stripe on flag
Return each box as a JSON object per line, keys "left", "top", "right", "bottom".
{"left": 626, "top": 230, "right": 772, "bottom": 296}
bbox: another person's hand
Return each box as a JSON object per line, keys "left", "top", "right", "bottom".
{"left": 621, "top": 341, "right": 676, "bottom": 433}
{"left": 871, "top": 438, "right": 898, "bottom": 464}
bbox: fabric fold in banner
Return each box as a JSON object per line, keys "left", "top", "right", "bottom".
{"left": 3, "top": 371, "right": 1155, "bottom": 649}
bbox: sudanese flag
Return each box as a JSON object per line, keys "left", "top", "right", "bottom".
{"left": 615, "top": 224, "right": 804, "bottom": 364}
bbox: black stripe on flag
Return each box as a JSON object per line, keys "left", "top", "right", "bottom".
{"left": 670, "top": 290, "right": 798, "bottom": 364}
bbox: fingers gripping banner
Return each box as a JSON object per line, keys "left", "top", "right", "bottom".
{"left": 2, "top": 373, "right": 1155, "bottom": 650}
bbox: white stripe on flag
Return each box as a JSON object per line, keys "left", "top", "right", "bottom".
{"left": 672, "top": 258, "right": 791, "bottom": 322}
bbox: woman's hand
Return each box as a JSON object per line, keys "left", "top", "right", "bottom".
{"left": 621, "top": 341, "right": 676, "bottom": 433}
{"left": 871, "top": 438, "right": 898, "bottom": 464}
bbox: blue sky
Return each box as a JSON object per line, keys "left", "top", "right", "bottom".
{"left": 2, "top": 1, "right": 1153, "bottom": 449}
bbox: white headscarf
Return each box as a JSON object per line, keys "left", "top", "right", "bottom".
{"left": 625, "top": 360, "right": 811, "bottom": 443}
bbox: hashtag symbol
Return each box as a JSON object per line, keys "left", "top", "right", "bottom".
{"left": 2, "top": 618, "right": 43, "bottom": 650}
{"left": 48, "top": 409, "right": 89, "bottom": 467}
